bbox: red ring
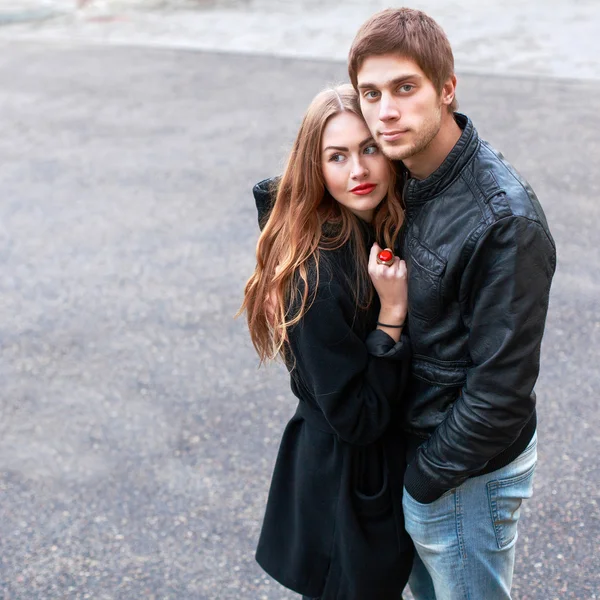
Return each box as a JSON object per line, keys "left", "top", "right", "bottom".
{"left": 378, "top": 249, "right": 393, "bottom": 263}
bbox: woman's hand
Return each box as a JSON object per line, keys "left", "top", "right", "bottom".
{"left": 368, "top": 243, "right": 408, "bottom": 341}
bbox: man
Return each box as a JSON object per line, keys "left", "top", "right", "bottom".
{"left": 347, "top": 8, "right": 555, "bottom": 600}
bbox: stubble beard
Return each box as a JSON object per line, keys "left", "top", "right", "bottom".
{"left": 380, "top": 109, "right": 443, "bottom": 163}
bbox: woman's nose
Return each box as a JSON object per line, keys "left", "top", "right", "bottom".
{"left": 351, "top": 158, "right": 369, "bottom": 179}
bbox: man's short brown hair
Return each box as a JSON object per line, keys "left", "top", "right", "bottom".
{"left": 348, "top": 8, "right": 457, "bottom": 110}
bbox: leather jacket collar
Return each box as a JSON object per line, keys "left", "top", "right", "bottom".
{"left": 401, "top": 113, "right": 479, "bottom": 213}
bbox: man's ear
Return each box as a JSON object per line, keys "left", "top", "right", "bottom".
{"left": 441, "top": 74, "right": 457, "bottom": 107}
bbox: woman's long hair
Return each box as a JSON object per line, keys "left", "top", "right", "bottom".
{"left": 240, "top": 84, "right": 404, "bottom": 363}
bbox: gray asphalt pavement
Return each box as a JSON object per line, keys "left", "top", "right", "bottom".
{"left": 2, "top": 0, "right": 600, "bottom": 81}
{"left": 0, "top": 40, "right": 599, "bottom": 599}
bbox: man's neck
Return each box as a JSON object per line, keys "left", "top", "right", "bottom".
{"left": 404, "top": 113, "right": 463, "bottom": 181}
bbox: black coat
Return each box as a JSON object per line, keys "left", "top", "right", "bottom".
{"left": 252, "top": 179, "right": 414, "bottom": 600}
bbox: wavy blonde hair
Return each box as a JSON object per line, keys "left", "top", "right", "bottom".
{"left": 239, "top": 84, "right": 404, "bottom": 363}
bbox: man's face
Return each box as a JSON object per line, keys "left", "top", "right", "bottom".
{"left": 356, "top": 54, "right": 446, "bottom": 162}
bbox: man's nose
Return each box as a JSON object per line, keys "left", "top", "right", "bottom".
{"left": 379, "top": 94, "right": 399, "bottom": 121}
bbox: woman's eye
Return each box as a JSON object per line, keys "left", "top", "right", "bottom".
{"left": 329, "top": 153, "right": 344, "bottom": 162}
{"left": 364, "top": 145, "right": 378, "bottom": 155}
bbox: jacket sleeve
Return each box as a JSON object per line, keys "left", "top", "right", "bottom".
{"left": 404, "top": 215, "right": 556, "bottom": 503}
{"left": 288, "top": 280, "right": 411, "bottom": 446}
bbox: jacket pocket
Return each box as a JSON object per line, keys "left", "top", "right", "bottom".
{"left": 411, "top": 356, "right": 469, "bottom": 388}
{"left": 407, "top": 236, "right": 446, "bottom": 322}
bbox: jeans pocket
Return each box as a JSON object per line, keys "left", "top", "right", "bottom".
{"left": 403, "top": 486, "right": 454, "bottom": 508}
{"left": 402, "top": 486, "right": 456, "bottom": 542}
{"left": 487, "top": 462, "right": 536, "bottom": 549}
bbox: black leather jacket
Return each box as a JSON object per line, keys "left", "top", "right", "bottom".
{"left": 401, "top": 114, "right": 556, "bottom": 503}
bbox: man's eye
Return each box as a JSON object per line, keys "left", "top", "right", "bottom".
{"left": 364, "top": 145, "right": 378, "bottom": 155}
{"left": 399, "top": 84, "right": 414, "bottom": 93}
{"left": 364, "top": 90, "right": 379, "bottom": 100}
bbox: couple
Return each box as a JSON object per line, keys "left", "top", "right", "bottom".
{"left": 239, "top": 8, "right": 556, "bottom": 600}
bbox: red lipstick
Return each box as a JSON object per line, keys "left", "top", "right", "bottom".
{"left": 350, "top": 183, "right": 377, "bottom": 195}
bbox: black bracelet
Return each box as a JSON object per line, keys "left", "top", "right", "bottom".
{"left": 377, "top": 321, "right": 405, "bottom": 328}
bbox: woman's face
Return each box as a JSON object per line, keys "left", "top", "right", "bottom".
{"left": 321, "top": 111, "right": 390, "bottom": 222}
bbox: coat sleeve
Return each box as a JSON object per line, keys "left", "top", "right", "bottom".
{"left": 288, "top": 280, "right": 411, "bottom": 446}
{"left": 404, "top": 215, "right": 556, "bottom": 503}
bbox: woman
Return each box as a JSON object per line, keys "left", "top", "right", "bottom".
{"left": 239, "top": 84, "right": 413, "bottom": 599}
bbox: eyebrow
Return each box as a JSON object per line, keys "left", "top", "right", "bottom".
{"left": 357, "top": 74, "right": 422, "bottom": 90}
{"left": 323, "top": 136, "right": 374, "bottom": 152}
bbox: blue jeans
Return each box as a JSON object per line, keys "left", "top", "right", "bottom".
{"left": 403, "top": 432, "right": 537, "bottom": 600}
